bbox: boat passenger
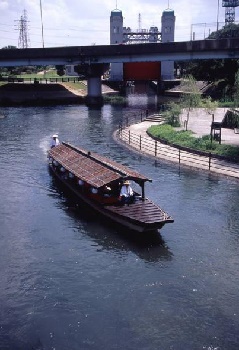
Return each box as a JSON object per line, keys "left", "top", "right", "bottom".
{"left": 120, "top": 180, "right": 135, "bottom": 204}
{"left": 51, "top": 134, "right": 60, "bottom": 148}
{"left": 91, "top": 187, "right": 98, "bottom": 194}
{"left": 103, "top": 185, "right": 112, "bottom": 197}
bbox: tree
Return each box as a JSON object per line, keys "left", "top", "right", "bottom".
{"left": 164, "top": 101, "right": 181, "bottom": 127}
{"left": 179, "top": 75, "right": 202, "bottom": 130}
{"left": 202, "top": 96, "right": 218, "bottom": 122}
{"left": 74, "top": 64, "right": 86, "bottom": 78}
{"left": 55, "top": 65, "right": 65, "bottom": 76}
{"left": 175, "top": 24, "right": 239, "bottom": 99}
{"left": 209, "top": 23, "right": 239, "bottom": 39}
{"left": 1, "top": 45, "right": 17, "bottom": 49}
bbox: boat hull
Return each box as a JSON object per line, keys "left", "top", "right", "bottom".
{"left": 49, "top": 164, "right": 173, "bottom": 233}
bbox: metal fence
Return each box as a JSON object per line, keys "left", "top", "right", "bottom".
{"left": 118, "top": 126, "right": 239, "bottom": 179}
{"left": 0, "top": 76, "right": 83, "bottom": 84}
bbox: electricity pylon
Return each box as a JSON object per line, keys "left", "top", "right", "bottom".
{"left": 17, "top": 9, "right": 30, "bottom": 48}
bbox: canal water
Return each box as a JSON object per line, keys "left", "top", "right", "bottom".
{"left": 1, "top": 90, "right": 239, "bottom": 349}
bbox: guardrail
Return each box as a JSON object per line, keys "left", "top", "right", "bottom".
{"left": 118, "top": 125, "right": 239, "bottom": 179}
{"left": 0, "top": 76, "right": 83, "bottom": 84}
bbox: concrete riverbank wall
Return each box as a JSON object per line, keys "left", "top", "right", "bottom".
{"left": 0, "top": 82, "right": 117, "bottom": 106}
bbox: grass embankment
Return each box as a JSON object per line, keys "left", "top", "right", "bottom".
{"left": 17, "top": 71, "right": 59, "bottom": 79}
{"left": 61, "top": 81, "right": 87, "bottom": 91}
{"left": 148, "top": 124, "right": 239, "bottom": 160}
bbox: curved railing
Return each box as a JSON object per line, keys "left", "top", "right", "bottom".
{"left": 118, "top": 123, "right": 239, "bottom": 179}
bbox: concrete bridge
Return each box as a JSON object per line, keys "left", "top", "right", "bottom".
{"left": 1, "top": 38, "right": 239, "bottom": 66}
{"left": 1, "top": 38, "right": 239, "bottom": 105}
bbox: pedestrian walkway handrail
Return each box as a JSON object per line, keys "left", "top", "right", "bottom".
{"left": 119, "top": 110, "right": 150, "bottom": 129}
{"left": 118, "top": 126, "right": 239, "bottom": 179}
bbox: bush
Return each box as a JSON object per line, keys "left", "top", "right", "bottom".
{"left": 148, "top": 124, "right": 193, "bottom": 144}
{"left": 148, "top": 123, "right": 239, "bottom": 159}
{"left": 162, "top": 102, "right": 181, "bottom": 127}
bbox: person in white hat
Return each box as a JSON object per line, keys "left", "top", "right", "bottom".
{"left": 120, "top": 179, "right": 134, "bottom": 204}
{"left": 51, "top": 134, "right": 60, "bottom": 148}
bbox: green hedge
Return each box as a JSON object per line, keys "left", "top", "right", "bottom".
{"left": 148, "top": 124, "right": 239, "bottom": 159}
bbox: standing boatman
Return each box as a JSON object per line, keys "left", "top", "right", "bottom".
{"left": 51, "top": 134, "right": 60, "bottom": 148}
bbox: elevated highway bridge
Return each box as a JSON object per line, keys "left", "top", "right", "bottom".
{"left": 1, "top": 38, "right": 239, "bottom": 66}
{"left": 1, "top": 38, "right": 239, "bottom": 105}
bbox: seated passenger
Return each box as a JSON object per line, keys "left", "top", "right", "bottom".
{"left": 91, "top": 187, "right": 98, "bottom": 194}
{"left": 103, "top": 185, "right": 112, "bottom": 197}
{"left": 120, "top": 180, "right": 135, "bottom": 204}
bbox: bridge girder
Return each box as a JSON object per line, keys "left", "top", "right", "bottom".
{"left": 0, "top": 39, "right": 239, "bottom": 67}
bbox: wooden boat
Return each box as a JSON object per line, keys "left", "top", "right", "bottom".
{"left": 48, "top": 142, "right": 174, "bottom": 232}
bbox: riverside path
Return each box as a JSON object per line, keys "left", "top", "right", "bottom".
{"left": 116, "top": 108, "right": 239, "bottom": 180}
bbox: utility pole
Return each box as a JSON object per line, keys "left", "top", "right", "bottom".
{"left": 217, "top": 0, "right": 220, "bottom": 31}
{"left": 40, "top": 0, "right": 45, "bottom": 48}
{"left": 138, "top": 13, "right": 142, "bottom": 31}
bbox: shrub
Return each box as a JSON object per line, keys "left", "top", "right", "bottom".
{"left": 148, "top": 124, "right": 239, "bottom": 159}
{"left": 162, "top": 102, "right": 181, "bottom": 127}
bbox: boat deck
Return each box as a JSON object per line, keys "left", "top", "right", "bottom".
{"left": 105, "top": 198, "right": 172, "bottom": 225}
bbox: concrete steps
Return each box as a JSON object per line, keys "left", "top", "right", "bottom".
{"left": 145, "top": 114, "right": 165, "bottom": 123}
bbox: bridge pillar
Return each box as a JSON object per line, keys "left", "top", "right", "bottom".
{"left": 86, "top": 76, "right": 102, "bottom": 106}
{"left": 85, "top": 64, "right": 107, "bottom": 106}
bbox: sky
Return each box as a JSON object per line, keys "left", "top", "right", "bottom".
{"left": 0, "top": 0, "right": 238, "bottom": 49}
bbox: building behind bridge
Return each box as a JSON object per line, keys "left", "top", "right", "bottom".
{"left": 66, "top": 6, "right": 175, "bottom": 83}
{"left": 109, "top": 6, "right": 175, "bottom": 81}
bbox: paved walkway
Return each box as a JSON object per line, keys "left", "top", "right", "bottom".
{"left": 178, "top": 108, "right": 239, "bottom": 145}
{"left": 117, "top": 108, "right": 239, "bottom": 180}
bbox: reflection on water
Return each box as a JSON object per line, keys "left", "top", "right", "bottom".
{"left": 126, "top": 82, "right": 158, "bottom": 108}
{"left": 49, "top": 175, "right": 173, "bottom": 264}
{"left": 1, "top": 97, "right": 239, "bottom": 349}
